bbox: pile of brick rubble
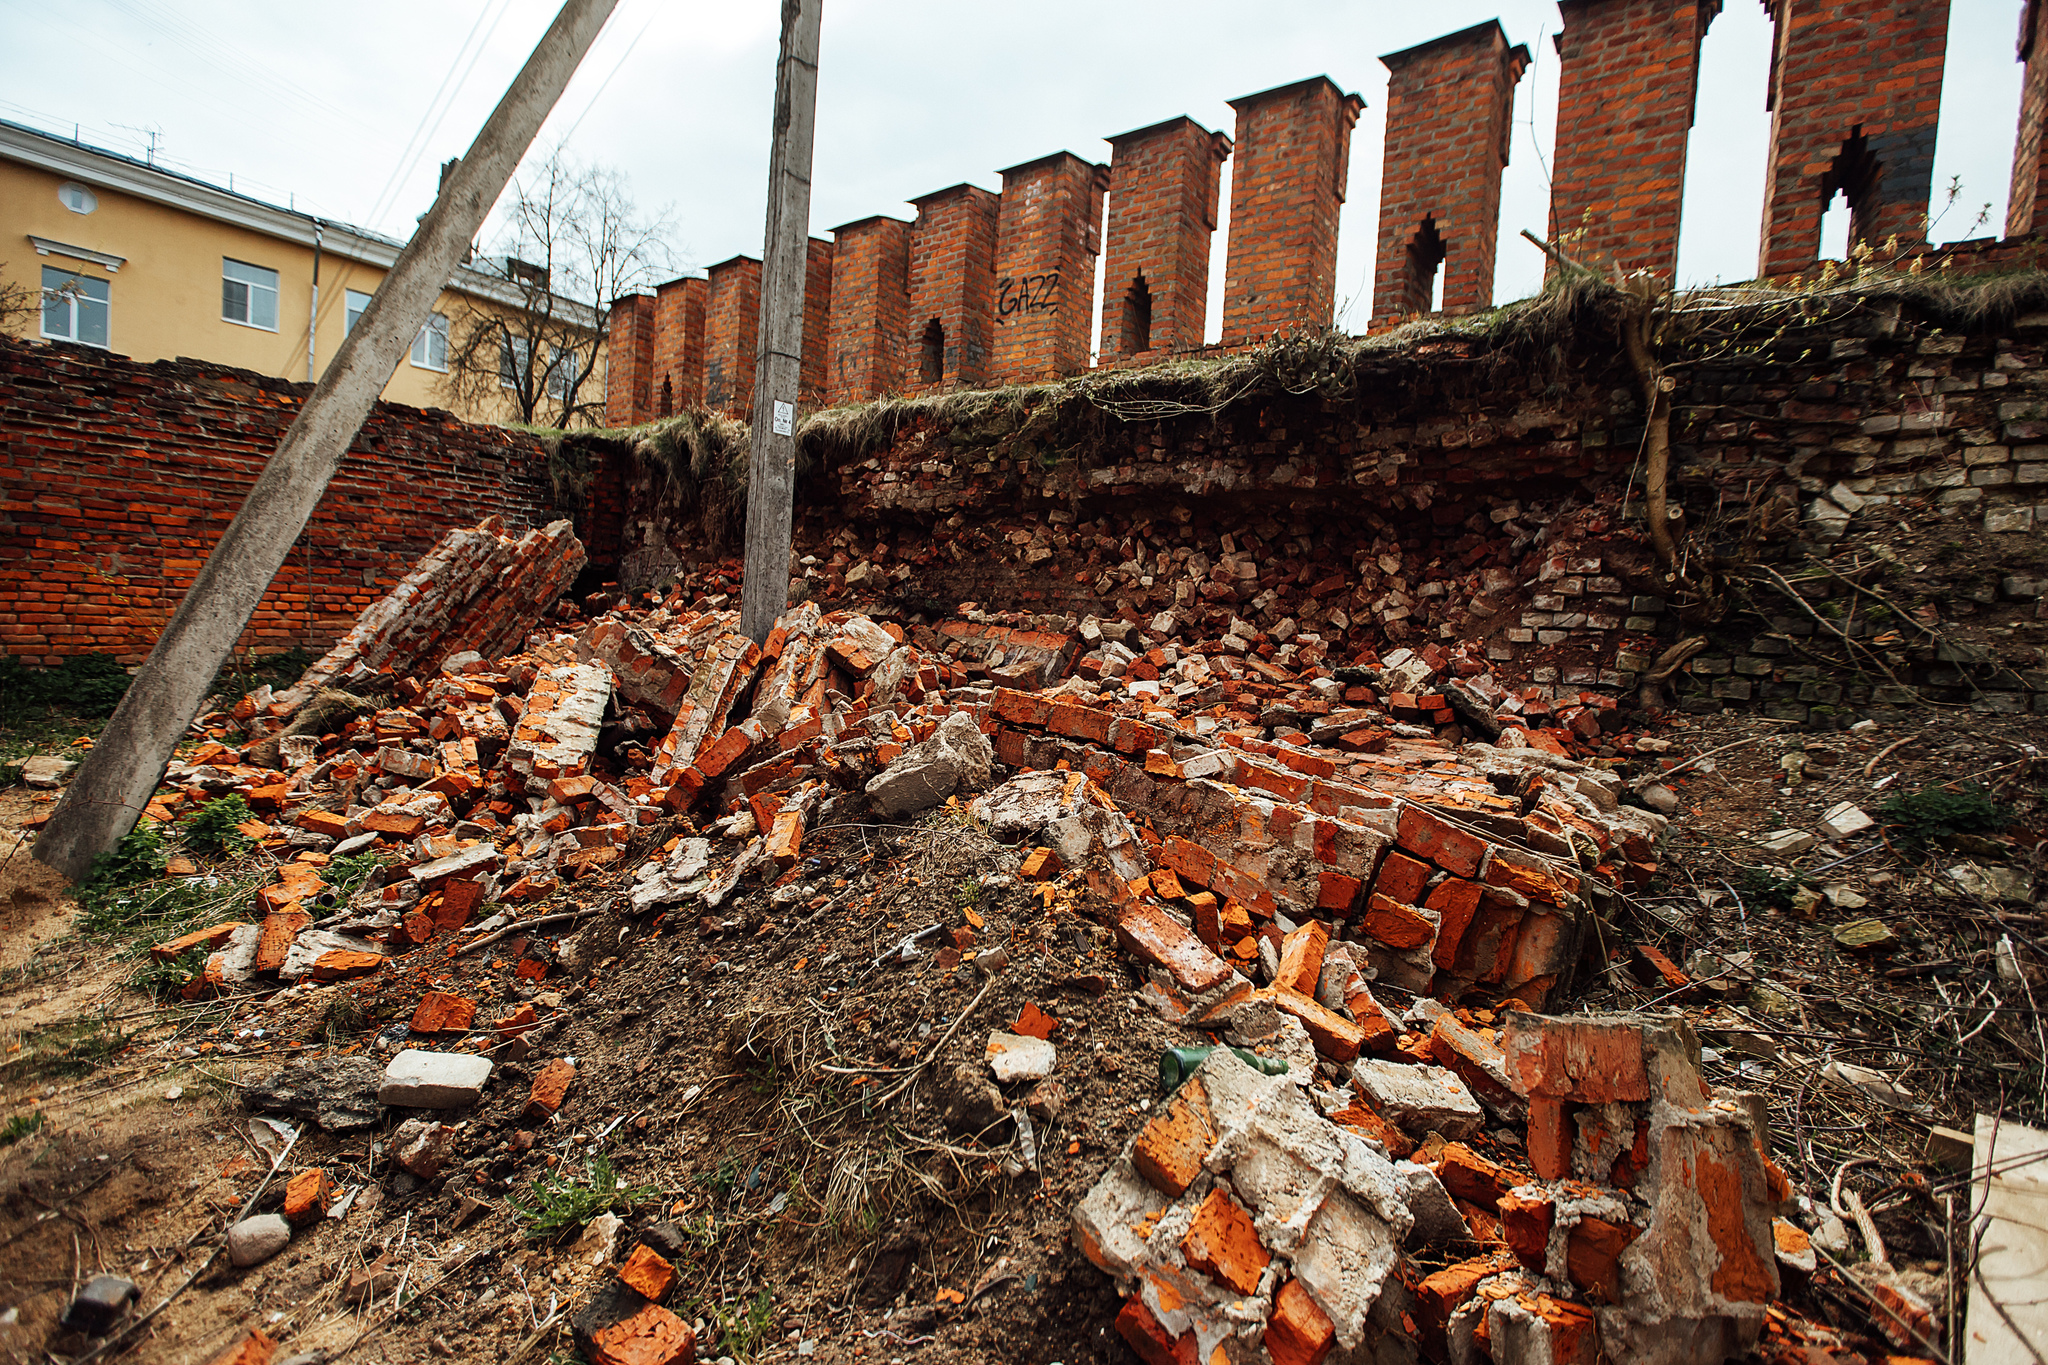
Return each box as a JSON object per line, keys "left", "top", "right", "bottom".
{"left": 58, "top": 519, "right": 1886, "bottom": 1365}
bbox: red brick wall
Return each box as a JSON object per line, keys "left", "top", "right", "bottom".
{"left": 801, "top": 237, "right": 835, "bottom": 406}
{"left": 603, "top": 293, "right": 656, "bottom": 426}
{"left": 704, "top": 256, "right": 762, "bottom": 416}
{"left": 1100, "top": 118, "right": 1232, "bottom": 361}
{"left": 653, "top": 275, "right": 708, "bottom": 417}
{"left": 2012, "top": 0, "right": 2048, "bottom": 237}
{"left": 1220, "top": 77, "right": 1364, "bottom": 345}
{"left": 906, "top": 184, "right": 1001, "bottom": 393}
{"left": 0, "top": 340, "right": 553, "bottom": 665}
{"left": 1372, "top": 23, "right": 1529, "bottom": 330}
{"left": 826, "top": 215, "right": 912, "bottom": 404}
{"left": 1758, "top": 0, "right": 1951, "bottom": 278}
{"left": 1549, "top": 0, "right": 1718, "bottom": 282}
{"left": 991, "top": 153, "right": 1110, "bottom": 384}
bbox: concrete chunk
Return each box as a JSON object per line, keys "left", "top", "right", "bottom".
{"left": 1350, "top": 1058, "right": 1485, "bottom": 1138}
{"left": 378, "top": 1049, "right": 493, "bottom": 1107}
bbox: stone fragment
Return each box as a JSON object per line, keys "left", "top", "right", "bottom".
{"left": 392, "top": 1118, "right": 457, "bottom": 1177}
{"left": 19, "top": 755, "right": 77, "bottom": 788}
{"left": 242, "top": 1056, "right": 386, "bottom": 1131}
{"left": 226, "top": 1213, "right": 291, "bottom": 1268}
{"left": 985, "top": 1031, "right": 1056, "bottom": 1083}
{"left": 864, "top": 712, "right": 993, "bottom": 816}
{"left": 60, "top": 1274, "right": 139, "bottom": 1335}
{"left": 1756, "top": 829, "right": 1815, "bottom": 855}
{"left": 1817, "top": 801, "right": 1873, "bottom": 840}
{"left": 378, "top": 1050, "right": 493, "bottom": 1107}
{"left": 1831, "top": 918, "right": 1896, "bottom": 950}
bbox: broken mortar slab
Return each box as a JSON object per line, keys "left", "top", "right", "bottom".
{"left": 378, "top": 1050, "right": 493, "bottom": 1108}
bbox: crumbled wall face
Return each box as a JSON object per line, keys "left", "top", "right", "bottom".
{"left": 991, "top": 153, "right": 1110, "bottom": 385}
{"left": 1757, "top": 0, "right": 1951, "bottom": 278}
{"left": 2012, "top": 0, "right": 2048, "bottom": 237}
{"left": 1548, "top": 0, "right": 1718, "bottom": 282}
{"left": 801, "top": 237, "right": 835, "bottom": 407}
{"left": 1100, "top": 118, "right": 1232, "bottom": 363}
{"left": 704, "top": 257, "right": 762, "bottom": 416}
{"left": 1221, "top": 78, "right": 1364, "bottom": 345}
{"left": 0, "top": 341, "right": 554, "bottom": 665}
{"left": 826, "top": 217, "right": 912, "bottom": 406}
{"left": 1372, "top": 23, "right": 1529, "bottom": 330}
{"left": 603, "top": 293, "right": 656, "bottom": 427}
{"left": 906, "top": 184, "right": 1001, "bottom": 393}
{"left": 653, "top": 275, "right": 708, "bottom": 417}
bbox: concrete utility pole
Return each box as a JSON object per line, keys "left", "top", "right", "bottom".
{"left": 35, "top": 0, "right": 619, "bottom": 882}
{"left": 739, "top": 0, "right": 825, "bottom": 644}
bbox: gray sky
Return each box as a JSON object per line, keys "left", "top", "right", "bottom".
{"left": 0, "top": 0, "right": 2023, "bottom": 347}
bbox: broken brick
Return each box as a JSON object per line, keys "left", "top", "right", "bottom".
{"left": 1499, "top": 1187, "right": 1554, "bottom": 1269}
{"left": 409, "top": 992, "right": 477, "bottom": 1035}
{"left": 1396, "top": 804, "right": 1488, "bottom": 877}
{"left": 1263, "top": 1278, "right": 1335, "bottom": 1365}
{"left": 618, "top": 1243, "right": 676, "bottom": 1301}
{"left": 586, "top": 1303, "right": 695, "bottom": 1365}
{"left": 1114, "top": 1295, "right": 1196, "bottom": 1365}
{"left": 1132, "top": 1077, "right": 1219, "bottom": 1197}
{"left": 1179, "top": 1186, "right": 1268, "bottom": 1296}
{"left": 525, "top": 1058, "right": 577, "bottom": 1118}
{"left": 1114, "top": 900, "right": 1234, "bottom": 994}
{"left": 282, "top": 1168, "right": 335, "bottom": 1226}
{"left": 1435, "top": 1142, "right": 1517, "bottom": 1209}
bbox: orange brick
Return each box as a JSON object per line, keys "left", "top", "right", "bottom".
{"left": 525, "top": 1058, "right": 577, "bottom": 1118}
{"left": 1396, "top": 805, "right": 1488, "bottom": 877}
{"left": 254, "top": 910, "right": 311, "bottom": 974}
{"left": 203, "top": 1330, "right": 276, "bottom": 1365}
{"left": 1371, "top": 850, "right": 1432, "bottom": 905}
{"left": 1133, "top": 1078, "right": 1219, "bottom": 1197}
{"left": 618, "top": 1243, "right": 676, "bottom": 1301}
{"left": 548, "top": 774, "right": 598, "bottom": 804}
{"left": 1566, "top": 1214, "right": 1640, "bottom": 1304}
{"left": 1315, "top": 870, "right": 1362, "bottom": 914}
{"left": 1500, "top": 1187, "right": 1554, "bottom": 1269}
{"left": 1425, "top": 877, "right": 1482, "bottom": 970}
{"left": 766, "top": 808, "right": 805, "bottom": 868}
{"left": 1021, "top": 846, "right": 1062, "bottom": 880}
{"left": 282, "top": 1168, "right": 335, "bottom": 1226}
{"left": 1012, "top": 1002, "right": 1058, "bottom": 1040}
{"left": 1179, "top": 1186, "right": 1268, "bottom": 1296}
{"left": 151, "top": 920, "right": 249, "bottom": 962}
{"left": 586, "top": 1302, "right": 695, "bottom": 1365}
{"left": 1274, "top": 920, "right": 1328, "bottom": 995}
{"left": 1114, "top": 1295, "right": 1197, "bottom": 1365}
{"left": 1361, "top": 895, "right": 1435, "bottom": 951}
{"left": 1263, "top": 1279, "right": 1335, "bottom": 1365}
{"left": 1436, "top": 1143, "right": 1517, "bottom": 1209}
{"left": 1528, "top": 1097, "right": 1572, "bottom": 1180}
{"left": 1267, "top": 987, "right": 1366, "bottom": 1063}
{"left": 409, "top": 991, "right": 477, "bottom": 1035}
{"left": 308, "top": 950, "right": 382, "bottom": 981}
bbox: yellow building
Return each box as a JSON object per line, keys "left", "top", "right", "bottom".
{"left": 0, "top": 118, "right": 602, "bottom": 426}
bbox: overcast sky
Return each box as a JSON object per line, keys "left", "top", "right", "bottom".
{"left": 0, "top": 0, "right": 2023, "bottom": 348}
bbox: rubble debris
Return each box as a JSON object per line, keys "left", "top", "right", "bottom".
{"left": 1967, "top": 1114, "right": 2048, "bottom": 1358}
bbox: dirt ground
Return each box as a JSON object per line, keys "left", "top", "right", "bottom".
{"left": 2, "top": 695, "right": 2044, "bottom": 1365}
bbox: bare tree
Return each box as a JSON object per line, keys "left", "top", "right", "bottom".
{"left": 0, "top": 268, "right": 42, "bottom": 337}
{"left": 443, "top": 148, "right": 672, "bottom": 427}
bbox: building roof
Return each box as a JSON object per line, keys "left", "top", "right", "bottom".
{"left": 0, "top": 116, "right": 599, "bottom": 328}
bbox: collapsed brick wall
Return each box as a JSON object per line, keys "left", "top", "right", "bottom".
{"left": 571, "top": 288, "right": 2048, "bottom": 727}
{"left": 0, "top": 339, "right": 553, "bottom": 666}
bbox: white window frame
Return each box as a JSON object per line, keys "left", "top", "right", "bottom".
{"left": 545, "top": 344, "right": 583, "bottom": 401}
{"left": 344, "top": 289, "right": 373, "bottom": 336}
{"left": 410, "top": 311, "right": 450, "bottom": 371}
{"left": 499, "top": 334, "right": 531, "bottom": 390}
{"left": 40, "top": 266, "right": 110, "bottom": 348}
{"left": 221, "top": 257, "right": 280, "bottom": 331}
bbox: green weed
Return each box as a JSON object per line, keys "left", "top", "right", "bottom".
{"left": 1735, "top": 866, "right": 1818, "bottom": 912}
{"left": 0, "top": 1111, "right": 45, "bottom": 1148}
{"left": 2, "top": 1020, "right": 127, "bottom": 1081}
{"left": 508, "top": 1155, "right": 653, "bottom": 1238}
{"left": 180, "top": 796, "right": 256, "bottom": 858}
{"left": 712, "top": 1288, "right": 777, "bottom": 1361}
{"left": 1876, "top": 783, "right": 2013, "bottom": 848}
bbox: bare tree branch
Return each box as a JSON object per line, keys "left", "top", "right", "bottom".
{"left": 441, "top": 146, "right": 673, "bottom": 428}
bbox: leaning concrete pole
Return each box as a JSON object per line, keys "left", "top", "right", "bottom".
{"left": 34, "top": 0, "right": 619, "bottom": 882}
{"left": 739, "top": 0, "right": 825, "bottom": 644}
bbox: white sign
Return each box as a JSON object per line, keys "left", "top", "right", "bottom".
{"left": 772, "top": 399, "right": 794, "bottom": 436}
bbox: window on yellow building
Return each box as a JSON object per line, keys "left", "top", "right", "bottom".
{"left": 41, "top": 267, "right": 109, "bottom": 348}
{"left": 545, "top": 346, "right": 582, "bottom": 401}
{"left": 222, "top": 257, "right": 279, "bottom": 330}
{"left": 499, "top": 334, "right": 530, "bottom": 388}
{"left": 411, "top": 313, "right": 449, "bottom": 371}
{"left": 345, "top": 289, "right": 372, "bottom": 334}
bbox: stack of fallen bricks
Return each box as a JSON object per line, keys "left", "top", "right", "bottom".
{"left": 1077, "top": 1008, "right": 1790, "bottom": 1365}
